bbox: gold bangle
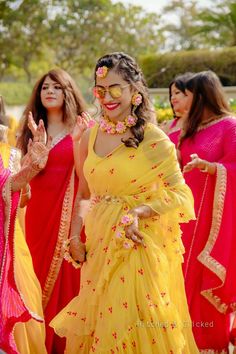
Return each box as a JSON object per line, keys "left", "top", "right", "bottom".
{"left": 200, "top": 163, "right": 209, "bottom": 173}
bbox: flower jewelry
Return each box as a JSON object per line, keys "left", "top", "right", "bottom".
{"left": 96, "top": 66, "right": 108, "bottom": 78}
{"left": 63, "top": 237, "right": 83, "bottom": 269}
{"left": 99, "top": 114, "right": 137, "bottom": 135}
{"left": 131, "top": 92, "right": 142, "bottom": 107}
{"left": 120, "top": 213, "right": 135, "bottom": 226}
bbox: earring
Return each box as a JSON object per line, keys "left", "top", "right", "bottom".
{"left": 131, "top": 92, "right": 142, "bottom": 107}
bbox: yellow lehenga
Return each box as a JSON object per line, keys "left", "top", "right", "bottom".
{"left": 51, "top": 123, "right": 199, "bottom": 353}
{"left": 0, "top": 141, "right": 47, "bottom": 354}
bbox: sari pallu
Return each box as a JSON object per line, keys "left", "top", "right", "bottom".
{"left": 169, "top": 117, "right": 236, "bottom": 351}
{"left": 0, "top": 160, "right": 36, "bottom": 354}
{"left": 25, "top": 134, "right": 81, "bottom": 354}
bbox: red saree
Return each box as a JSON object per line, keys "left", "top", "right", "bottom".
{"left": 25, "top": 134, "right": 81, "bottom": 354}
{"left": 169, "top": 117, "right": 236, "bottom": 352}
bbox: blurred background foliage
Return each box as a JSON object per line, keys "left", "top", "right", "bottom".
{"left": 0, "top": 0, "right": 236, "bottom": 110}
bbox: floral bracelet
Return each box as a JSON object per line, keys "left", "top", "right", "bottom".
{"left": 120, "top": 213, "right": 135, "bottom": 226}
{"left": 63, "top": 237, "right": 83, "bottom": 269}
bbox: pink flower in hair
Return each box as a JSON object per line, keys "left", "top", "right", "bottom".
{"left": 96, "top": 66, "right": 108, "bottom": 78}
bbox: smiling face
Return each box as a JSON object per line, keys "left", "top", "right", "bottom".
{"left": 95, "top": 69, "right": 133, "bottom": 122}
{"left": 40, "top": 76, "right": 64, "bottom": 111}
{"left": 170, "top": 83, "right": 193, "bottom": 117}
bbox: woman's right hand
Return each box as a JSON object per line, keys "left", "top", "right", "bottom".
{"left": 69, "top": 237, "right": 86, "bottom": 263}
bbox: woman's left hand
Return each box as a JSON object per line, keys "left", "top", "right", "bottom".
{"left": 72, "top": 112, "right": 90, "bottom": 142}
{"left": 124, "top": 212, "right": 144, "bottom": 245}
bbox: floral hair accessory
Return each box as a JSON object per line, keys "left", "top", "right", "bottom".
{"left": 96, "top": 66, "right": 108, "bottom": 78}
{"left": 63, "top": 237, "right": 83, "bottom": 269}
{"left": 131, "top": 92, "right": 142, "bottom": 107}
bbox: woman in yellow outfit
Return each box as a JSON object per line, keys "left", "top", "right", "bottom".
{"left": 51, "top": 52, "right": 199, "bottom": 353}
{"left": 0, "top": 123, "right": 47, "bottom": 354}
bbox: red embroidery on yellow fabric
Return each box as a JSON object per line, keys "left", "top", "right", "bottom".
{"left": 112, "top": 332, "right": 117, "bottom": 339}
{"left": 132, "top": 341, "right": 136, "bottom": 347}
{"left": 129, "top": 154, "right": 135, "bottom": 159}
{"left": 109, "top": 168, "right": 114, "bottom": 174}
{"left": 106, "top": 153, "right": 113, "bottom": 158}
{"left": 79, "top": 343, "right": 84, "bottom": 348}
{"left": 128, "top": 326, "right": 133, "bottom": 332}
{"left": 150, "top": 143, "right": 158, "bottom": 149}
{"left": 108, "top": 307, "right": 113, "bottom": 313}
{"left": 138, "top": 268, "right": 144, "bottom": 275}
{"left": 91, "top": 346, "right": 95, "bottom": 352}
{"left": 120, "top": 276, "right": 125, "bottom": 283}
{"left": 144, "top": 223, "right": 149, "bottom": 229}
{"left": 110, "top": 350, "right": 115, "bottom": 354}
{"left": 123, "top": 205, "right": 129, "bottom": 211}
{"left": 158, "top": 173, "right": 164, "bottom": 178}
{"left": 103, "top": 246, "right": 108, "bottom": 253}
{"left": 99, "top": 237, "right": 103, "bottom": 243}
{"left": 179, "top": 212, "right": 185, "bottom": 218}
{"left": 95, "top": 337, "right": 99, "bottom": 344}
{"left": 99, "top": 312, "right": 103, "bottom": 318}
{"left": 152, "top": 339, "right": 156, "bottom": 344}
{"left": 171, "top": 322, "right": 176, "bottom": 329}
{"left": 146, "top": 195, "right": 151, "bottom": 200}
{"left": 123, "top": 302, "right": 128, "bottom": 309}
{"left": 133, "top": 195, "right": 140, "bottom": 200}
{"left": 81, "top": 317, "right": 86, "bottom": 322}
{"left": 90, "top": 168, "right": 95, "bottom": 174}
{"left": 146, "top": 294, "right": 151, "bottom": 300}
{"left": 152, "top": 164, "right": 158, "bottom": 169}
{"left": 131, "top": 179, "right": 137, "bottom": 183}
{"left": 107, "top": 259, "right": 111, "bottom": 265}
{"left": 164, "top": 181, "right": 170, "bottom": 187}
{"left": 111, "top": 225, "right": 116, "bottom": 232}
{"left": 86, "top": 280, "right": 91, "bottom": 285}
{"left": 122, "top": 343, "right": 127, "bottom": 349}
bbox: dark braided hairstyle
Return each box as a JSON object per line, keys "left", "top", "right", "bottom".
{"left": 95, "top": 52, "right": 153, "bottom": 148}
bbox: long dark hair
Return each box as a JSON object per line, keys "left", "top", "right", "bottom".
{"left": 0, "top": 95, "right": 9, "bottom": 126}
{"left": 95, "top": 52, "right": 153, "bottom": 148}
{"left": 168, "top": 72, "right": 194, "bottom": 118}
{"left": 17, "top": 68, "right": 87, "bottom": 155}
{"left": 179, "top": 70, "right": 231, "bottom": 146}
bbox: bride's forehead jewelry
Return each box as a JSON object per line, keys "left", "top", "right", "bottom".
{"left": 96, "top": 66, "right": 109, "bottom": 78}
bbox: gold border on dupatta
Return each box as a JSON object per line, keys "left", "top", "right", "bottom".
{"left": 42, "top": 170, "right": 75, "bottom": 310}
{"left": 197, "top": 163, "right": 228, "bottom": 314}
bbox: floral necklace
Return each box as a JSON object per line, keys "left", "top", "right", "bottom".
{"left": 99, "top": 114, "right": 137, "bottom": 135}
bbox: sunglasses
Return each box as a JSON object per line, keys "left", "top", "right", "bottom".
{"left": 93, "top": 84, "right": 130, "bottom": 99}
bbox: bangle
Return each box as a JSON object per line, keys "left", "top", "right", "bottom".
{"left": 21, "top": 184, "right": 31, "bottom": 197}
{"left": 120, "top": 213, "right": 135, "bottom": 226}
{"left": 200, "top": 163, "right": 209, "bottom": 173}
{"left": 63, "top": 238, "right": 83, "bottom": 269}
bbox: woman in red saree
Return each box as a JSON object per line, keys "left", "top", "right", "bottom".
{"left": 17, "top": 69, "right": 88, "bottom": 354}
{"left": 0, "top": 123, "right": 49, "bottom": 354}
{"left": 168, "top": 71, "right": 236, "bottom": 352}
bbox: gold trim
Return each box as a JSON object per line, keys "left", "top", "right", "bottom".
{"left": 199, "top": 349, "right": 227, "bottom": 354}
{"left": 42, "top": 170, "right": 75, "bottom": 309}
{"left": 197, "top": 163, "right": 228, "bottom": 313}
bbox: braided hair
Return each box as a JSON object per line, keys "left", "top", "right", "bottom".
{"left": 95, "top": 52, "right": 153, "bottom": 148}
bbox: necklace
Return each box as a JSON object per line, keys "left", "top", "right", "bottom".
{"left": 99, "top": 114, "right": 137, "bottom": 135}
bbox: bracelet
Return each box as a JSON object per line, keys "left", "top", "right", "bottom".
{"left": 200, "top": 163, "right": 209, "bottom": 173}
{"left": 120, "top": 213, "right": 135, "bottom": 226}
{"left": 21, "top": 184, "right": 31, "bottom": 197}
{"left": 63, "top": 238, "right": 83, "bottom": 269}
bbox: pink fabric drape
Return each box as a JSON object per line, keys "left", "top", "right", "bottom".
{"left": 168, "top": 117, "right": 236, "bottom": 351}
{"left": 0, "top": 158, "right": 31, "bottom": 354}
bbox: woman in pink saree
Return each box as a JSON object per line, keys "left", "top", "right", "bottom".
{"left": 0, "top": 123, "right": 50, "bottom": 354}
{"left": 17, "top": 69, "right": 88, "bottom": 353}
{"left": 168, "top": 71, "right": 236, "bottom": 352}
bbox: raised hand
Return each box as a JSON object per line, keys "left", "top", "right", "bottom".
{"left": 28, "top": 111, "right": 47, "bottom": 145}
{"left": 71, "top": 112, "right": 91, "bottom": 142}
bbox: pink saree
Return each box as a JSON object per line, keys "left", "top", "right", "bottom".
{"left": 0, "top": 159, "right": 30, "bottom": 353}
{"left": 25, "top": 134, "right": 82, "bottom": 354}
{"left": 168, "top": 117, "right": 236, "bottom": 352}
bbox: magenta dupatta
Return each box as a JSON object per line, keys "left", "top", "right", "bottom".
{"left": 0, "top": 158, "right": 31, "bottom": 354}
{"left": 169, "top": 117, "right": 236, "bottom": 348}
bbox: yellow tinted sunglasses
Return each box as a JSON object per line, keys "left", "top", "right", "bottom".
{"left": 93, "top": 84, "right": 130, "bottom": 99}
